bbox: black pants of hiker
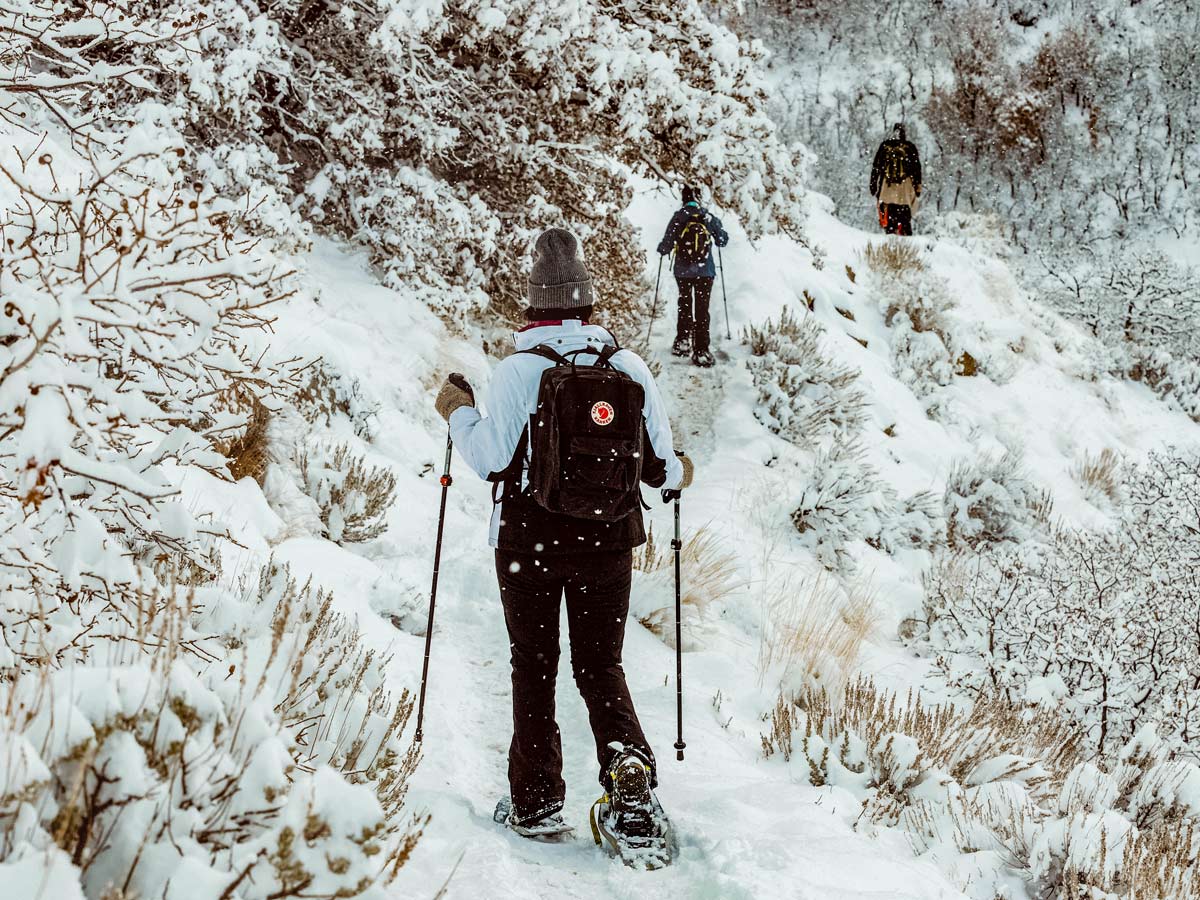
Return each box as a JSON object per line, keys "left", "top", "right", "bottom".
{"left": 675, "top": 276, "right": 714, "bottom": 353}
{"left": 882, "top": 203, "right": 912, "bottom": 236}
{"left": 495, "top": 549, "right": 655, "bottom": 823}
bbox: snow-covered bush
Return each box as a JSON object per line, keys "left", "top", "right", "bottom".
{"left": 762, "top": 678, "right": 1082, "bottom": 817}
{"left": 0, "top": 7, "right": 421, "bottom": 894}
{"left": 790, "top": 439, "right": 888, "bottom": 570}
{"left": 790, "top": 441, "right": 944, "bottom": 570}
{"left": 745, "top": 307, "right": 867, "bottom": 447}
{"left": 105, "top": 0, "right": 811, "bottom": 327}
{"left": 0, "top": 66, "right": 300, "bottom": 671}
{"left": 1042, "top": 248, "right": 1200, "bottom": 423}
{"left": 922, "top": 448, "right": 1200, "bottom": 758}
{"left": 866, "top": 254, "right": 962, "bottom": 397}
{"left": 861, "top": 240, "right": 925, "bottom": 281}
{"left": 1160, "top": 358, "right": 1200, "bottom": 424}
{"left": 763, "top": 678, "right": 1200, "bottom": 899}
{"left": 1043, "top": 249, "right": 1200, "bottom": 364}
{"left": 295, "top": 363, "right": 381, "bottom": 442}
{"left": 0, "top": 564, "right": 422, "bottom": 900}
{"left": 943, "top": 450, "right": 1045, "bottom": 548}
{"left": 297, "top": 443, "right": 398, "bottom": 545}
{"left": 875, "top": 489, "right": 946, "bottom": 555}
{"left": 1071, "top": 448, "right": 1123, "bottom": 507}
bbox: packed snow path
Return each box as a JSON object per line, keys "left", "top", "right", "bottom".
{"left": 264, "top": 233, "right": 970, "bottom": 899}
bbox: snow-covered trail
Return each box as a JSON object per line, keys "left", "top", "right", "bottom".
{"left": 265, "top": 181, "right": 1200, "bottom": 899}
{"left": 266, "top": 238, "right": 970, "bottom": 899}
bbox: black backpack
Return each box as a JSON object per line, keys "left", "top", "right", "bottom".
{"left": 506, "top": 344, "right": 646, "bottom": 522}
{"left": 882, "top": 142, "right": 910, "bottom": 185}
{"left": 675, "top": 209, "right": 713, "bottom": 266}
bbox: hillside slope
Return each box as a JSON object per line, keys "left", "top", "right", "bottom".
{"left": 248, "top": 183, "right": 1198, "bottom": 897}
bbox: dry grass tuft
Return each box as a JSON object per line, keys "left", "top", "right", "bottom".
{"left": 1072, "top": 448, "right": 1123, "bottom": 505}
{"left": 635, "top": 524, "right": 741, "bottom": 639}
{"left": 209, "top": 385, "right": 272, "bottom": 485}
{"left": 757, "top": 574, "right": 880, "bottom": 693}
{"left": 763, "top": 677, "right": 1083, "bottom": 808}
{"left": 862, "top": 240, "right": 925, "bottom": 278}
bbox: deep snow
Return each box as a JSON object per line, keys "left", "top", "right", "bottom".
{"left": 246, "top": 180, "right": 1199, "bottom": 899}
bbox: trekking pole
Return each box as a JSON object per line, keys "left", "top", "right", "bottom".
{"left": 645, "top": 254, "right": 664, "bottom": 348}
{"left": 717, "top": 244, "right": 731, "bottom": 341}
{"left": 672, "top": 495, "right": 686, "bottom": 761}
{"left": 415, "top": 375, "right": 466, "bottom": 743}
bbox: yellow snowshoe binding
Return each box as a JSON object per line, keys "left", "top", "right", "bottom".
{"left": 589, "top": 750, "right": 673, "bottom": 869}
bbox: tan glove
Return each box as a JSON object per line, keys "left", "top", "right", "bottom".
{"left": 663, "top": 451, "right": 694, "bottom": 502}
{"left": 435, "top": 374, "right": 474, "bottom": 422}
{"left": 678, "top": 452, "right": 694, "bottom": 490}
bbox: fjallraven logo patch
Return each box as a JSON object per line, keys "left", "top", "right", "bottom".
{"left": 591, "top": 401, "right": 615, "bottom": 426}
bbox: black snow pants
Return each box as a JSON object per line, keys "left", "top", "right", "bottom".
{"left": 882, "top": 203, "right": 913, "bottom": 236}
{"left": 675, "top": 276, "right": 714, "bottom": 354}
{"left": 495, "top": 549, "right": 655, "bottom": 824}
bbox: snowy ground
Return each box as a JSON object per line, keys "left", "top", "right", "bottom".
{"left": 246, "top": 183, "right": 1199, "bottom": 898}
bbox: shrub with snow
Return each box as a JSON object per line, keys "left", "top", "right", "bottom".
{"left": 297, "top": 443, "right": 398, "bottom": 545}
{"left": 0, "top": 564, "right": 422, "bottom": 900}
{"left": 922, "top": 448, "right": 1200, "bottom": 759}
{"left": 632, "top": 525, "right": 740, "bottom": 648}
{"left": 789, "top": 441, "right": 944, "bottom": 571}
{"left": 1042, "top": 248, "right": 1200, "bottom": 424}
{"left": 867, "top": 258, "right": 961, "bottom": 398}
{"left": 105, "top": 0, "right": 812, "bottom": 328}
{"left": 745, "top": 307, "right": 867, "bottom": 448}
{"left": 763, "top": 679, "right": 1200, "bottom": 900}
{"left": 789, "top": 439, "right": 887, "bottom": 571}
{"left": 0, "top": 7, "right": 421, "bottom": 895}
{"left": 943, "top": 450, "right": 1044, "bottom": 548}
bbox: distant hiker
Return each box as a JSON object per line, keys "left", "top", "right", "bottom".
{"left": 870, "top": 123, "right": 922, "bottom": 236}
{"left": 434, "top": 228, "right": 693, "bottom": 852}
{"left": 657, "top": 185, "right": 729, "bottom": 368}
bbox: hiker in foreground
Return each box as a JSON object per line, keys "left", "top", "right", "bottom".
{"left": 434, "top": 228, "right": 693, "bottom": 867}
{"left": 657, "top": 184, "right": 729, "bottom": 368}
{"left": 870, "top": 123, "right": 922, "bottom": 236}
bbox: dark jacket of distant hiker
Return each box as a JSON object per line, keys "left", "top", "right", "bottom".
{"left": 870, "top": 138, "right": 922, "bottom": 209}
{"left": 657, "top": 204, "right": 730, "bottom": 278}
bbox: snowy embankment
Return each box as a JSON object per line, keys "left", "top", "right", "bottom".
{"left": 228, "top": 181, "right": 1198, "bottom": 898}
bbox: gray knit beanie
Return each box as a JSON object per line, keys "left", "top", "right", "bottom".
{"left": 528, "top": 228, "right": 594, "bottom": 310}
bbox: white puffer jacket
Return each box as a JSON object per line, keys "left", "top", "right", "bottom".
{"left": 450, "top": 320, "right": 684, "bottom": 548}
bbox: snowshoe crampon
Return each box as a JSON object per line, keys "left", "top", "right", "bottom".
{"left": 670, "top": 336, "right": 691, "bottom": 357}
{"left": 589, "top": 755, "right": 674, "bottom": 869}
{"left": 493, "top": 797, "right": 573, "bottom": 842}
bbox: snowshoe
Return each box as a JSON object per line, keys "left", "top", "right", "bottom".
{"left": 493, "top": 797, "right": 573, "bottom": 842}
{"left": 691, "top": 348, "right": 714, "bottom": 368}
{"left": 670, "top": 336, "right": 691, "bottom": 357}
{"left": 589, "top": 752, "right": 674, "bottom": 869}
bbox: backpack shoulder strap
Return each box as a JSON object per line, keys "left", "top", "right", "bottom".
{"left": 518, "top": 344, "right": 572, "bottom": 366}
{"left": 594, "top": 343, "right": 622, "bottom": 368}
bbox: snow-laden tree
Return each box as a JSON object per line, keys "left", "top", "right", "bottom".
{"left": 922, "top": 449, "right": 1200, "bottom": 758}
{"left": 1039, "top": 246, "right": 1200, "bottom": 420}
{"left": 0, "top": 5, "right": 418, "bottom": 896}
{"left": 729, "top": 0, "right": 1200, "bottom": 248}
{"left": 102, "top": 0, "right": 812, "bottom": 330}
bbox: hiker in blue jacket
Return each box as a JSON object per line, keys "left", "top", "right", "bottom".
{"left": 657, "top": 185, "right": 729, "bottom": 368}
